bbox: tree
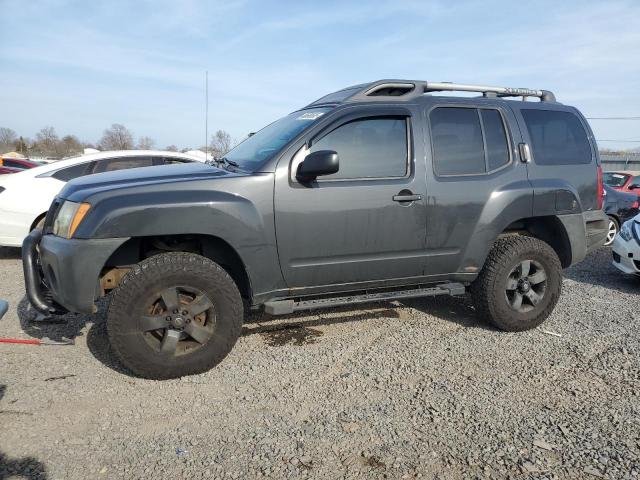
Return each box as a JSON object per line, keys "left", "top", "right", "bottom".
{"left": 60, "top": 135, "right": 83, "bottom": 157}
{"left": 35, "top": 126, "right": 60, "bottom": 157}
{"left": 209, "top": 130, "right": 233, "bottom": 158}
{"left": 137, "top": 136, "right": 155, "bottom": 150}
{"left": 99, "top": 124, "right": 134, "bottom": 151}
{"left": 165, "top": 145, "right": 178, "bottom": 152}
{"left": 0, "top": 127, "right": 17, "bottom": 153}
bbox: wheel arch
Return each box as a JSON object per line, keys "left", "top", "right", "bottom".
{"left": 501, "top": 215, "right": 573, "bottom": 268}
{"left": 102, "top": 234, "right": 252, "bottom": 300}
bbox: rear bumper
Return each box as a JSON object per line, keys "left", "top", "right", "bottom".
{"left": 557, "top": 209, "right": 607, "bottom": 266}
{"left": 0, "top": 208, "right": 33, "bottom": 247}
{"left": 22, "top": 230, "right": 128, "bottom": 314}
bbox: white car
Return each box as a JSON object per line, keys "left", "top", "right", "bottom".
{"left": 0, "top": 150, "right": 201, "bottom": 247}
{"left": 611, "top": 213, "right": 640, "bottom": 276}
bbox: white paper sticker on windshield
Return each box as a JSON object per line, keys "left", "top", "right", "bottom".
{"left": 612, "top": 174, "right": 625, "bottom": 178}
{"left": 297, "top": 112, "right": 325, "bottom": 120}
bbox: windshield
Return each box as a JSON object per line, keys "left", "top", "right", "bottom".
{"left": 224, "top": 107, "right": 331, "bottom": 171}
{"left": 603, "top": 172, "right": 630, "bottom": 188}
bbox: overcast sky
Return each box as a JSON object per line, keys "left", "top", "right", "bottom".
{"left": 2, "top": 0, "right": 639, "bottom": 150}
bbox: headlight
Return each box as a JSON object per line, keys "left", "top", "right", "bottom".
{"left": 52, "top": 201, "right": 91, "bottom": 239}
{"left": 619, "top": 220, "right": 633, "bottom": 241}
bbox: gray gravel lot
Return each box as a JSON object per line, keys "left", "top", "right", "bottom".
{"left": 0, "top": 246, "right": 639, "bottom": 479}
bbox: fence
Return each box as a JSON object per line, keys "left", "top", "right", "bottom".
{"left": 600, "top": 152, "right": 640, "bottom": 172}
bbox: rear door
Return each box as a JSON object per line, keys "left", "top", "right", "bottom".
{"left": 512, "top": 105, "right": 599, "bottom": 213}
{"left": 423, "top": 101, "right": 530, "bottom": 276}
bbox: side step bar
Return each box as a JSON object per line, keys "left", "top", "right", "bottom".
{"left": 264, "top": 282, "right": 466, "bottom": 315}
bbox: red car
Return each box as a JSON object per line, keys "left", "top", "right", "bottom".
{"left": 0, "top": 158, "right": 40, "bottom": 171}
{"left": 603, "top": 171, "right": 640, "bottom": 195}
{"left": 0, "top": 166, "right": 21, "bottom": 175}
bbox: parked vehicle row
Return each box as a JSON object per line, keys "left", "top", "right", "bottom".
{"left": 0, "top": 150, "right": 201, "bottom": 247}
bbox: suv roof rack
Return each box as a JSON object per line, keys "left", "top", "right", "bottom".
{"left": 307, "top": 79, "right": 556, "bottom": 107}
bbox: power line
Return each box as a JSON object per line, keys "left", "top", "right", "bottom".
{"left": 587, "top": 116, "right": 640, "bottom": 120}
{"left": 597, "top": 139, "right": 640, "bottom": 143}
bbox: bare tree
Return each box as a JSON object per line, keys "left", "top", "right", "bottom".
{"left": 99, "top": 124, "right": 134, "bottom": 151}
{"left": 60, "top": 135, "right": 83, "bottom": 157}
{"left": 34, "top": 126, "right": 60, "bottom": 157}
{"left": 209, "top": 130, "right": 233, "bottom": 158}
{"left": 137, "top": 136, "right": 155, "bottom": 150}
{"left": 165, "top": 145, "right": 178, "bottom": 152}
{"left": 0, "top": 127, "right": 17, "bottom": 152}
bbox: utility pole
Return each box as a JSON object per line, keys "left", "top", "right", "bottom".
{"left": 205, "top": 71, "right": 209, "bottom": 159}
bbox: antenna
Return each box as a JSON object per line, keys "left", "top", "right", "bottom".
{"left": 205, "top": 71, "right": 209, "bottom": 159}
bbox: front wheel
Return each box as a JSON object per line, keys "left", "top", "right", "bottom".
{"left": 471, "top": 236, "right": 562, "bottom": 332}
{"left": 107, "top": 252, "right": 243, "bottom": 379}
{"left": 604, "top": 216, "right": 619, "bottom": 246}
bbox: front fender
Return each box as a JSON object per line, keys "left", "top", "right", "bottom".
{"left": 74, "top": 174, "right": 284, "bottom": 299}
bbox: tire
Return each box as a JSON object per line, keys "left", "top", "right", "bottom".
{"left": 107, "top": 252, "right": 243, "bottom": 379}
{"left": 470, "top": 236, "right": 562, "bottom": 332}
{"left": 604, "top": 216, "right": 619, "bottom": 246}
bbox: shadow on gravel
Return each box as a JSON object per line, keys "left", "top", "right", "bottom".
{"left": 16, "top": 295, "right": 134, "bottom": 377}
{"left": 564, "top": 247, "right": 640, "bottom": 294}
{"left": 401, "top": 294, "right": 497, "bottom": 331}
{"left": 0, "top": 385, "right": 49, "bottom": 479}
{"left": 0, "top": 246, "right": 21, "bottom": 260}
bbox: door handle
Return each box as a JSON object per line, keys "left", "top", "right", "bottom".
{"left": 393, "top": 193, "right": 422, "bottom": 202}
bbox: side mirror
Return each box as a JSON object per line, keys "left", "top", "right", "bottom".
{"left": 629, "top": 184, "right": 640, "bottom": 190}
{"left": 0, "top": 300, "right": 8, "bottom": 320}
{"left": 296, "top": 150, "right": 339, "bottom": 182}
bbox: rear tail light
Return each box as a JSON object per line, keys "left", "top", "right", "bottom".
{"left": 633, "top": 200, "right": 639, "bottom": 209}
{"left": 597, "top": 165, "right": 604, "bottom": 209}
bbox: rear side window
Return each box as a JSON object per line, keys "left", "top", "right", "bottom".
{"left": 309, "top": 117, "right": 408, "bottom": 179}
{"left": 521, "top": 110, "right": 592, "bottom": 165}
{"left": 51, "top": 162, "right": 92, "bottom": 181}
{"left": 430, "top": 107, "right": 510, "bottom": 176}
{"left": 92, "top": 156, "right": 153, "bottom": 173}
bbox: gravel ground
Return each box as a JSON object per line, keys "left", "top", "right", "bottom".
{"left": 0, "top": 246, "right": 639, "bottom": 479}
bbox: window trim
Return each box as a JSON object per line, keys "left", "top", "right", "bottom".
{"left": 303, "top": 114, "right": 413, "bottom": 183}
{"left": 427, "top": 105, "right": 513, "bottom": 178}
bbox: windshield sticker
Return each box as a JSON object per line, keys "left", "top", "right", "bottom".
{"left": 297, "top": 112, "right": 325, "bottom": 121}
{"left": 612, "top": 174, "right": 625, "bottom": 178}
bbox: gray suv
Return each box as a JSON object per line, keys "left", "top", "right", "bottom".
{"left": 23, "top": 80, "right": 608, "bottom": 379}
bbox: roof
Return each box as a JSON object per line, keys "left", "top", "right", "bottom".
{"left": 307, "top": 79, "right": 556, "bottom": 108}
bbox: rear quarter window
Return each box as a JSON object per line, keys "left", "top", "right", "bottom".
{"left": 521, "top": 109, "right": 592, "bottom": 165}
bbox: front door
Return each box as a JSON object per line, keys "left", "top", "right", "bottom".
{"left": 274, "top": 107, "right": 427, "bottom": 290}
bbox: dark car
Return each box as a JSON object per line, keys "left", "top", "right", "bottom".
{"left": 23, "top": 79, "right": 608, "bottom": 379}
{"left": 603, "top": 171, "right": 640, "bottom": 196}
{"left": 0, "top": 157, "right": 40, "bottom": 170}
{"left": 603, "top": 184, "right": 639, "bottom": 245}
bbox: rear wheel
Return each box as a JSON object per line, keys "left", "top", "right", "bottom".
{"left": 604, "top": 216, "right": 619, "bottom": 246}
{"left": 471, "top": 236, "right": 562, "bottom": 332}
{"left": 107, "top": 252, "right": 243, "bottom": 379}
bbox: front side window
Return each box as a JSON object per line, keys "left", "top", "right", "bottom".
{"left": 309, "top": 117, "right": 408, "bottom": 179}
{"left": 430, "top": 107, "right": 510, "bottom": 176}
{"left": 3, "top": 159, "right": 28, "bottom": 170}
{"left": 92, "top": 156, "right": 153, "bottom": 173}
{"left": 521, "top": 109, "right": 591, "bottom": 165}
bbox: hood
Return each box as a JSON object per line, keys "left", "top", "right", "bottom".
{"left": 60, "top": 162, "right": 241, "bottom": 202}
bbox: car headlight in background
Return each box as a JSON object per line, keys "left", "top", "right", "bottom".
{"left": 52, "top": 201, "right": 91, "bottom": 239}
{"left": 619, "top": 220, "right": 634, "bottom": 242}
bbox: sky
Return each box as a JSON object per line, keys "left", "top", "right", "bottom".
{"left": 1, "top": 0, "right": 640, "bottom": 151}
